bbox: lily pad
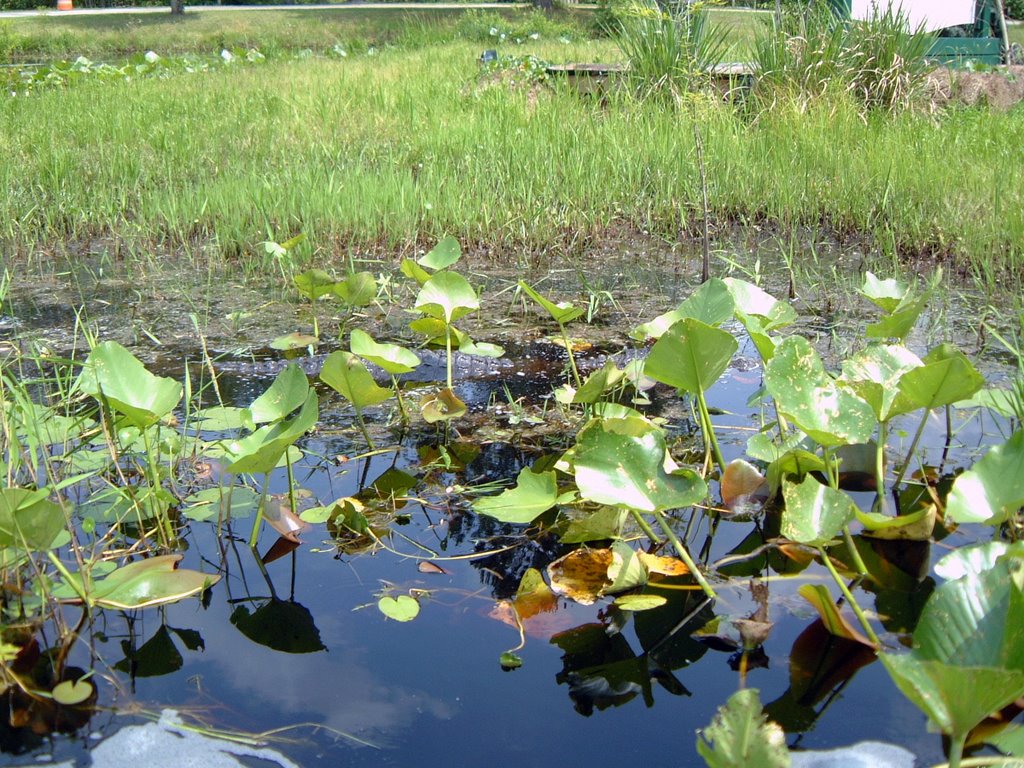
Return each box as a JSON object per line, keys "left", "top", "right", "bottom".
{"left": 418, "top": 235, "right": 461, "bottom": 271}
{"left": 697, "top": 688, "right": 789, "bottom": 768}
{"left": 780, "top": 476, "right": 855, "bottom": 546}
{"left": 51, "top": 678, "right": 94, "bottom": 706}
{"left": 350, "top": 329, "right": 420, "bottom": 375}
{"left": 415, "top": 272, "right": 479, "bottom": 325}
{"left": 0, "top": 487, "right": 65, "bottom": 551}
{"left": 420, "top": 388, "right": 467, "bottom": 423}
{"left": 248, "top": 364, "right": 309, "bottom": 424}
{"left": 269, "top": 333, "right": 318, "bottom": 352}
{"left": 644, "top": 317, "right": 738, "bottom": 395}
{"left": 378, "top": 595, "right": 420, "bottom": 622}
{"left": 334, "top": 271, "right": 377, "bottom": 307}
{"left": 473, "top": 467, "right": 559, "bottom": 525}
{"left": 57, "top": 554, "right": 219, "bottom": 610}
{"left": 225, "top": 391, "right": 317, "bottom": 475}
{"left": 519, "top": 281, "right": 584, "bottom": 325}
{"left": 632, "top": 278, "right": 735, "bottom": 340}
{"left": 319, "top": 351, "right": 393, "bottom": 410}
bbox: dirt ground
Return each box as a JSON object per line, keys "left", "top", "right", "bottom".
{"left": 926, "top": 65, "right": 1024, "bottom": 110}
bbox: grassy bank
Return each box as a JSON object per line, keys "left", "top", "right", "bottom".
{"left": 0, "top": 5, "right": 592, "bottom": 61}
{"left": 1, "top": 21, "right": 1022, "bottom": 282}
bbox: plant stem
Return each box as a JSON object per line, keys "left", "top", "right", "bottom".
{"left": 628, "top": 507, "right": 662, "bottom": 544}
{"left": 285, "top": 447, "right": 297, "bottom": 519}
{"left": 892, "top": 406, "right": 931, "bottom": 488}
{"left": 353, "top": 401, "right": 376, "bottom": 451}
{"left": 842, "top": 525, "right": 869, "bottom": 577}
{"left": 817, "top": 544, "right": 880, "bottom": 646}
{"left": 248, "top": 478, "right": 270, "bottom": 549}
{"left": 559, "top": 321, "right": 582, "bottom": 389}
{"left": 945, "top": 735, "right": 965, "bottom": 768}
{"left": 695, "top": 387, "right": 726, "bottom": 475}
{"left": 445, "top": 323, "right": 453, "bottom": 391}
{"left": 652, "top": 510, "right": 717, "bottom": 600}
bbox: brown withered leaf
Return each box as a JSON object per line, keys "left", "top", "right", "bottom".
{"left": 417, "top": 561, "right": 448, "bottom": 575}
{"left": 637, "top": 552, "right": 690, "bottom": 577}
{"left": 547, "top": 548, "right": 615, "bottom": 605}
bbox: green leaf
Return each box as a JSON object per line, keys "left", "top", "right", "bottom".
{"left": 473, "top": 468, "right": 559, "bottom": 524}
{"left": 518, "top": 281, "right": 584, "bottom": 325}
{"left": 415, "top": 272, "right": 479, "bottom": 325}
{"left": 269, "top": 333, "right": 318, "bottom": 352}
{"left": 764, "top": 336, "right": 874, "bottom": 447}
{"left": 51, "top": 678, "right": 94, "bottom": 706}
{"left": 644, "top": 317, "right": 738, "bottom": 395}
{"left": 419, "top": 388, "right": 467, "bottom": 423}
{"left": 897, "top": 344, "right": 984, "bottom": 411}
{"left": 292, "top": 268, "right": 338, "bottom": 300}
{"left": 418, "top": 235, "right": 461, "bottom": 270}
{"left": 60, "top": 554, "right": 219, "bottom": 610}
{"left": 934, "top": 541, "right": 1017, "bottom": 582}
{"left": 182, "top": 486, "right": 260, "bottom": 522}
{"left": 77, "top": 341, "right": 182, "bottom": 429}
{"left": 945, "top": 430, "right": 1024, "bottom": 526}
{"left": 400, "top": 258, "right": 432, "bottom": 286}
{"left": 350, "top": 329, "right": 420, "bottom": 374}
{"left": 614, "top": 594, "right": 667, "bottom": 611}
{"left": 225, "top": 391, "right": 317, "bottom": 475}
{"left": 840, "top": 344, "right": 923, "bottom": 422}
{"left": 632, "top": 278, "right": 735, "bottom": 340}
{"left": 458, "top": 339, "right": 505, "bottom": 358}
{"left": 696, "top": 688, "right": 790, "bottom": 768}
{"left": 570, "top": 360, "right": 625, "bottom": 404}
{"left": 798, "top": 584, "right": 875, "bottom": 646}
{"left": 780, "top": 476, "right": 855, "bottom": 546}
{"left": 500, "top": 651, "right": 523, "bottom": 669}
{"left": 573, "top": 416, "right": 708, "bottom": 513}
{"left": 724, "top": 278, "right": 796, "bottom": 329}
{"left": 249, "top": 364, "right": 309, "bottom": 424}
{"left": 560, "top": 506, "right": 627, "bottom": 543}
{"left": 319, "top": 351, "right": 393, "bottom": 409}
{"left": 0, "top": 488, "right": 65, "bottom": 551}
{"left": 334, "top": 271, "right": 377, "bottom": 307}
{"left": 378, "top": 595, "right": 420, "bottom": 622}
{"left": 866, "top": 295, "right": 927, "bottom": 341}
{"left": 860, "top": 272, "right": 909, "bottom": 313}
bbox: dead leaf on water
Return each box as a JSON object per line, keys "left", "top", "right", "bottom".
{"left": 418, "top": 561, "right": 448, "bottom": 575}
{"left": 547, "top": 548, "right": 615, "bottom": 605}
{"left": 637, "top": 552, "right": 690, "bottom": 577}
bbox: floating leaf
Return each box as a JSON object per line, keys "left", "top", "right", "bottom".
{"left": 573, "top": 416, "right": 707, "bottom": 513}
{"left": 560, "top": 506, "right": 626, "bottom": 543}
{"left": 182, "top": 486, "right": 260, "bottom": 522}
{"left": 262, "top": 494, "right": 308, "bottom": 542}
{"left": 696, "top": 688, "right": 790, "bottom": 768}
{"left": 945, "top": 430, "right": 1024, "bottom": 526}
{"left": 420, "top": 388, "right": 467, "bottom": 423}
{"left": 77, "top": 341, "right": 182, "bottom": 429}
{"left": 378, "top": 595, "right": 420, "bottom": 622}
{"left": 645, "top": 317, "right": 738, "bottom": 395}
{"left": 798, "top": 584, "right": 876, "bottom": 648}
{"left": 866, "top": 295, "right": 927, "bottom": 341}
{"left": 721, "top": 459, "right": 768, "bottom": 514}
{"left": 350, "top": 329, "right": 420, "bottom": 374}
{"left": 473, "top": 467, "right": 559, "bottom": 524}
{"left": 418, "top": 235, "right": 461, "bottom": 271}
{"left": 765, "top": 336, "right": 874, "bottom": 447}
{"left": 458, "top": 339, "right": 505, "bottom": 358}
{"left": 319, "top": 351, "right": 393, "bottom": 409}
{"left": 418, "top": 561, "right": 447, "bottom": 575}
{"left": 780, "top": 476, "right": 855, "bottom": 546}
{"left": 614, "top": 594, "right": 667, "bottom": 611}
{"left": 547, "top": 548, "right": 613, "bottom": 606}
{"left": 57, "top": 554, "right": 219, "bottom": 610}
{"left": 518, "top": 281, "right": 584, "bottom": 325}
{"left": 855, "top": 505, "right": 935, "bottom": 541}
{"left": 637, "top": 552, "right": 690, "bottom": 577}
{"left": 51, "top": 679, "right": 94, "bottom": 706}
{"left": 269, "top": 333, "right": 318, "bottom": 352}
{"left": 415, "top": 272, "right": 479, "bottom": 325}
{"left": 511, "top": 568, "right": 558, "bottom": 620}
{"left": 500, "top": 651, "right": 523, "bottom": 670}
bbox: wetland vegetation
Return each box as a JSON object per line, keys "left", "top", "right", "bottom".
{"left": 2, "top": 3, "right": 1024, "bottom": 767}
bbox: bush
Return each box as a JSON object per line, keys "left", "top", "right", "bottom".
{"left": 1007, "top": 0, "right": 1024, "bottom": 20}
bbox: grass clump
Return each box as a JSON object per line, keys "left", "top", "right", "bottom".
{"left": 614, "top": 0, "right": 729, "bottom": 99}
{"left": 751, "top": 0, "right": 934, "bottom": 112}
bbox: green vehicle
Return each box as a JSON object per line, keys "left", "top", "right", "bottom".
{"left": 829, "top": 0, "right": 1014, "bottom": 66}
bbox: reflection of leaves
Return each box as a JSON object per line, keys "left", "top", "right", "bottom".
{"left": 697, "top": 688, "right": 789, "bottom": 768}
{"left": 231, "top": 600, "right": 325, "bottom": 654}
{"left": 115, "top": 626, "right": 183, "bottom": 678}
{"left": 763, "top": 619, "right": 876, "bottom": 733}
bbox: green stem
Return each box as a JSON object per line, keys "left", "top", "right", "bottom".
{"left": 285, "top": 448, "right": 297, "bottom": 519}
{"left": 445, "top": 323, "right": 453, "bottom": 391}
{"left": 353, "top": 400, "right": 376, "bottom": 451}
{"left": 142, "top": 428, "right": 172, "bottom": 548}
{"left": 392, "top": 375, "right": 408, "bottom": 423}
{"left": 695, "top": 387, "right": 726, "bottom": 475}
{"left": 946, "top": 734, "right": 965, "bottom": 768}
{"left": 817, "top": 544, "right": 880, "bottom": 646}
{"left": 248, "top": 478, "right": 271, "bottom": 549}
{"left": 628, "top": 508, "right": 662, "bottom": 544}
{"left": 875, "top": 420, "right": 888, "bottom": 505}
{"left": 842, "top": 524, "right": 869, "bottom": 577}
{"left": 652, "top": 510, "right": 717, "bottom": 600}
{"left": 931, "top": 756, "right": 1018, "bottom": 768}
{"left": 559, "top": 321, "right": 582, "bottom": 389}
{"left": 892, "top": 407, "right": 931, "bottom": 488}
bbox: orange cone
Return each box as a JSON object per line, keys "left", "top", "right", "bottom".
{"left": 57, "top": 0, "right": 73, "bottom": 10}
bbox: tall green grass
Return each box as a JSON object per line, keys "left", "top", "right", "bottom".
{"left": 1, "top": 39, "right": 1022, "bottom": 281}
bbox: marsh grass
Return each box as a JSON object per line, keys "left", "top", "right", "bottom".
{"left": 1, "top": 11, "right": 1023, "bottom": 281}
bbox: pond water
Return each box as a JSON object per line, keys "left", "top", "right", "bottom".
{"left": 0, "top": 233, "right": 1019, "bottom": 767}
